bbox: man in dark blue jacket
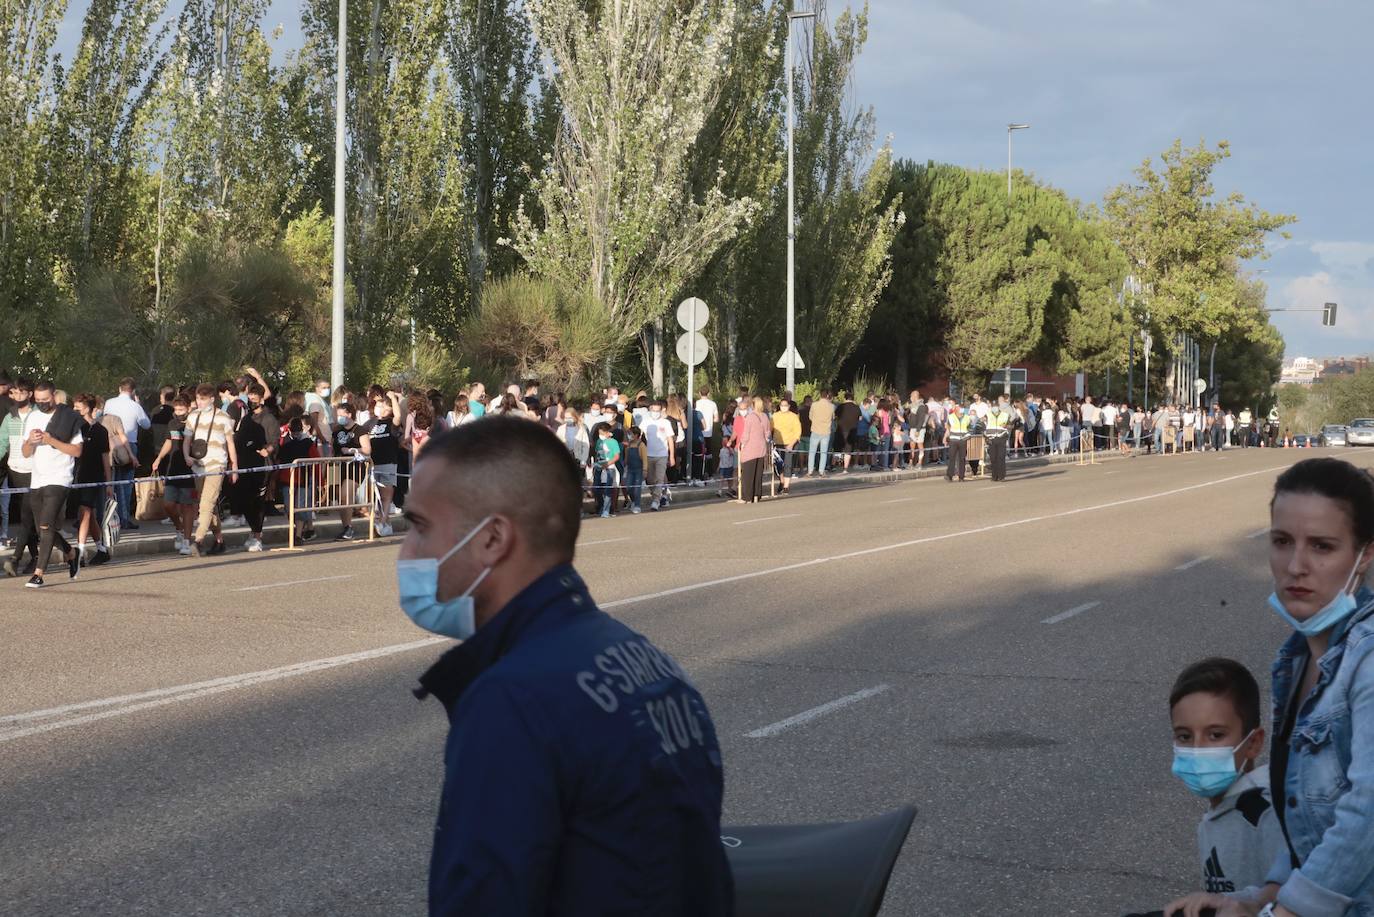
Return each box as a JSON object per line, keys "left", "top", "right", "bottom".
{"left": 400, "top": 415, "right": 733, "bottom": 917}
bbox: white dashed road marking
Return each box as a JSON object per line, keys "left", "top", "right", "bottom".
{"left": 744, "top": 685, "right": 893, "bottom": 738}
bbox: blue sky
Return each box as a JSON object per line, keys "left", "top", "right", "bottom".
{"left": 55, "top": 0, "right": 1373, "bottom": 359}
{"left": 851, "top": 0, "right": 1374, "bottom": 360}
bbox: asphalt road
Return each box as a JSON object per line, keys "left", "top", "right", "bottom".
{"left": 5, "top": 444, "right": 1372, "bottom": 916}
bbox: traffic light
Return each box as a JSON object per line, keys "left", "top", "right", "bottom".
{"left": 1323, "top": 302, "right": 1338, "bottom": 326}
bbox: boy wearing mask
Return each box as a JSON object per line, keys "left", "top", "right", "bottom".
{"left": 1160, "top": 658, "right": 1285, "bottom": 917}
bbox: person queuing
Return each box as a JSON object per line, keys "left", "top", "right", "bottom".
{"left": 3, "top": 382, "right": 83, "bottom": 586}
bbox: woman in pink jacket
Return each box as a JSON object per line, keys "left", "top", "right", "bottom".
{"left": 730, "top": 396, "right": 771, "bottom": 504}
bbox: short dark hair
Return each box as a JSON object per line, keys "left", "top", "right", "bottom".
{"left": 247, "top": 382, "right": 266, "bottom": 398}
{"left": 421, "top": 415, "right": 582, "bottom": 561}
{"left": 195, "top": 383, "right": 216, "bottom": 398}
{"left": 14, "top": 376, "right": 34, "bottom": 392}
{"left": 75, "top": 392, "right": 99, "bottom": 411}
{"left": 34, "top": 380, "right": 55, "bottom": 394}
{"left": 1170, "top": 657, "right": 1262, "bottom": 733}
{"left": 216, "top": 380, "right": 236, "bottom": 395}
{"left": 159, "top": 385, "right": 175, "bottom": 403}
{"left": 118, "top": 377, "right": 136, "bottom": 392}
{"left": 1273, "top": 458, "right": 1374, "bottom": 545}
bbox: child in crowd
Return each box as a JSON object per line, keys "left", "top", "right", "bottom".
{"left": 1159, "top": 657, "right": 1286, "bottom": 916}
{"left": 277, "top": 416, "right": 321, "bottom": 542}
{"left": 717, "top": 442, "right": 737, "bottom": 498}
{"left": 592, "top": 423, "right": 620, "bottom": 519}
{"left": 622, "top": 426, "right": 647, "bottom": 515}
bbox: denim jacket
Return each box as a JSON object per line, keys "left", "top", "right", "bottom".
{"left": 1266, "top": 586, "right": 1374, "bottom": 917}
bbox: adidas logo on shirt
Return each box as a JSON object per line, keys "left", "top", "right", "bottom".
{"left": 1202, "top": 846, "right": 1235, "bottom": 894}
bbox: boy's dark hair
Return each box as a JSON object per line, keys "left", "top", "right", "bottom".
{"left": 1169, "top": 657, "right": 1262, "bottom": 733}
{"left": 1273, "top": 458, "right": 1374, "bottom": 545}
{"left": 172, "top": 394, "right": 191, "bottom": 408}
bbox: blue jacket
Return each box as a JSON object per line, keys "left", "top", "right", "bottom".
{"left": 1267, "top": 586, "right": 1374, "bottom": 917}
{"left": 417, "top": 564, "right": 734, "bottom": 917}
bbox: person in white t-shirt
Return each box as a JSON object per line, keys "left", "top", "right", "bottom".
{"left": 1100, "top": 402, "right": 1119, "bottom": 449}
{"left": 5, "top": 382, "right": 82, "bottom": 587}
{"left": 640, "top": 400, "right": 676, "bottom": 511}
{"left": 695, "top": 390, "right": 720, "bottom": 478}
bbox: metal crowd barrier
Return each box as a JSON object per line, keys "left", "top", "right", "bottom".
{"left": 287, "top": 457, "right": 376, "bottom": 549}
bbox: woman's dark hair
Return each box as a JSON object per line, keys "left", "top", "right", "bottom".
{"left": 1170, "top": 657, "right": 1262, "bottom": 734}
{"left": 1272, "top": 458, "right": 1374, "bottom": 544}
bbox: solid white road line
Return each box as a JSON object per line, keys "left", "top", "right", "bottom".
{"left": 744, "top": 685, "right": 892, "bottom": 738}
{"left": 233, "top": 574, "right": 355, "bottom": 592}
{"left": 580, "top": 537, "right": 631, "bottom": 547}
{"left": 1041, "top": 601, "right": 1103, "bottom": 625}
{"left": 733, "top": 514, "right": 802, "bottom": 526}
{"left": 4, "top": 462, "right": 1291, "bottom": 744}
{"left": 0, "top": 638, "right": 445, "bottom": 743}
{"left": 1247, "top": 527, "right": 1271, "bottom": 539}
{"left": 881, "top": 497, "right": 915, "bottom": 504}
{"left": 1175, "top": 555, "right": 1213, "bottom": 571}
{"left": 602, "top": 464, "right": 1289, "bottom": 610}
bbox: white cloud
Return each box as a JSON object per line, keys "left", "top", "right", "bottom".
{"left": 1310, "top": 241, "right": 1374, "bottom": 281}
{"left": 1275, "top": 270, "right": 1374, "bottom": 359}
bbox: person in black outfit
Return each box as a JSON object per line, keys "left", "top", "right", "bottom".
{"left": 227, "top": 401, "right": 269, "bottom": 552}
{"left": 835, "top": 394, "right": 861, "bottom": 472}
{"left": 73, "top": 393, "right": 112, "bottom": 564}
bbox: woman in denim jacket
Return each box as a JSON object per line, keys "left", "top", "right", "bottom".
{"left": 1219, "top": 458, "right": 1374, "bottom": 917}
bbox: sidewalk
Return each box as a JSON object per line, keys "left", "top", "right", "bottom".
{"left": 82, "top": 444, "right": 1137, "bottom": 560}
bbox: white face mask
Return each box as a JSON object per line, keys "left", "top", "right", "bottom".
{"left": 649, "top": 410, "right": 662, "bottom": 419}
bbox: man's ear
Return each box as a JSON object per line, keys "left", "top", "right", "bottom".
{"left": 1243, "top": 726, "right": 1266, "bottom": 763}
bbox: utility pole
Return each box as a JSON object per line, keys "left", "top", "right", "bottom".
{"left": 329, "top": 0, "right": 347, "bottom": 391}
{"left": 1007, "top": 123, "right": 1030, "bottom": 197}
{"left": 784, "top": 8, "right": 815, "bottom": 394}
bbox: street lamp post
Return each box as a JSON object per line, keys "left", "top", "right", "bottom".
{"left": 1007, "top": 123, "right": 1030, "bottom": 197}
{"left": 785, "top": 8, "right": 815, "bottom": 394}
{"left": 329, "top": 0, "right": 347, "bottom": 391}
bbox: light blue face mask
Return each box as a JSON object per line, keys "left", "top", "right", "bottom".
{"left": 396, "top": 515, "right": 494, "bottom": 640}
{"left": 1172, "top": 729, "right": 1256, "bottom": 798}
{"left": 1268, "top": 552, "right": 1367, "bottom": 637}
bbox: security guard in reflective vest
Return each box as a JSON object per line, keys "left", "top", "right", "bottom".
{"left": 945, "top": 405, "right": 971, "bottom": 482}
{"left": 401, "top": 416, "right": 733, "bottom": 916}
{"left": 985, "top": 404, "right": 1010, "bottom": 482}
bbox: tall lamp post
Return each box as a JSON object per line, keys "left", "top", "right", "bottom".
{"left": 1007, "top": 123, "right": 1030, "bottom": 196}
{"left": 784, "top": 7, "right": 815, "bottom": 394}
{"left": 329, "top": 0, "right": 347, "bottom": 391}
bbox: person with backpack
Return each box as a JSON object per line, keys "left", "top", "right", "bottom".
{"left": 102, "top": 377, "right": 150, "bottom": 531}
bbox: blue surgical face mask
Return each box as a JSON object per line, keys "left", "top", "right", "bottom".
{"left": 1268, "top": 551, "right": 1367, "bottom": 636}
{"left": 1172, "top": 729, "right": 1256, "bottom": 798}
{"left": 396, "top": 515, "right": 494, "bottom": 640}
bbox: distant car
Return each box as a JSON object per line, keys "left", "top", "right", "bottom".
{"left": 1349, "top": 419, "right": 1374, "bottom": 447}
{"left": 1320, "top": 425, "right": 1349, "bottom": 447}
{"left": 1293, "top": 433, "right": 1317, "bottom": 448}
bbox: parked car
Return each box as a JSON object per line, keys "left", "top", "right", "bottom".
{"left": 1320, "top": 424, "right": 1349, "bottom": 447}
{"left": 1349, "top": 418, "right": 1374, "bottom": 447}
{"left": 1293, "top": 433, "right": 1317, "bottom": 448}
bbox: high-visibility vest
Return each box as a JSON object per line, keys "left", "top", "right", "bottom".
{"left": 987, "top": 410, "right": 1010, "bottom": 430}
{"left": 948, "top": 414, "right": 971, "bottom": 436}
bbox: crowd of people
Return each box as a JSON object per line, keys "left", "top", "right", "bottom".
{"left": 1, "top": 365, "right": 1296, "bottom": 585}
